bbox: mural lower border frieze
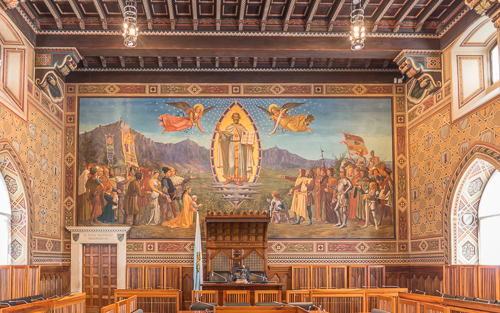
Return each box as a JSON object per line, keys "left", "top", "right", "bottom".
{"left": 63, "top": 83, "right": 418, "bottom": 264}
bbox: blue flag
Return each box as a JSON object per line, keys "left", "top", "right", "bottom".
{"left": 193, "top": 212, "right": 203, "bottom": 291}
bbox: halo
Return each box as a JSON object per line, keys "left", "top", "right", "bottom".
{"left": 194, "top": 103, "right": 204, "bottom": 112}
{"left": 268, "top": 104, "right": 279, "bottom": 113}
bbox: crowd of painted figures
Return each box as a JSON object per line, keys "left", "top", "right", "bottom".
{"left": 269, "top": 150, "right": 393, "bottom": 229}
{"left": 77, "top": 165, "right": 201, "bottom": 228}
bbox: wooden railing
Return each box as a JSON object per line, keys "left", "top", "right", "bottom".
{"left": 114, "top": 289, "right": 181, "bottom": 313}
{"left": 0, "top": 293, "right": 86, "bottom": 313}
{"left": 397, "top": 292, "right": 500, "bottom": 313}
{"left": 287, "top": 288, "right": 407, "bottom": 313}
{"left": 101, "top": 295, "right": 137, "bottom": 313}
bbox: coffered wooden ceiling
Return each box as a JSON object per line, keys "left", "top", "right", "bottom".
{"left": 3, "top": 0, "right": 486, "bottom": 72}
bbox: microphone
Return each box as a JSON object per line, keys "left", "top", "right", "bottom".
{"left": 382, "top": 285, "right": 400, "bottom": 288}
{"left": 0, "top": 303, "right": 11, "bottom": 307}
{"left": 211, "top": 272, "right": 228, "bottom": 282}
{"left": 362, "top": 286, "right": 380, "bottom": 289}
{"left": 436, "top": 290, "right": 444, "bottom": 297}
{"left": 249, "top": 272, "right": 267, "bottom": 282}
{"left": 13, "top": 300, "right": 28, "bottom": 304}
{"left": 60, "top": 292, "right": 72, "bottom": 297}
{"left": 47, "top": 295, "right": 60, "bottom": 299}
{"left": 415, "top": 289, "right": 426, "bottom": 295}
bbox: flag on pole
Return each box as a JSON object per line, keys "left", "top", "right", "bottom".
{"left": 120, "top": 127, "right": 138, "bottom": 167}
{"left": 193, "top": 211, "right": 203, "bottom": 291}
{"left": 342, "top": 132, "right": 368, "bottom": 156}
{"left": 105, "top": 134, "right": 114, "bottom": 166}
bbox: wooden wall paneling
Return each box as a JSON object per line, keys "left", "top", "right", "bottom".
{"left": 443, "top": 265, "right": 460, "bottom": 296}
{"left": 311, "top": 265, "right": 328, "bottom": 289}
{"left": 163, "top": 266, "right": 182, "bottom": 289}
{"left": 126, "top": 265, "right": 145, "bottom": 289}
{"left": 328, "top": 266, "right": 348, "bottom": 289}
{"left": 348, "top": 265, "right": 367, "bottom": 288}
{"left": 145, "top": 265, "right": 163, "bottom": 289}
{"left": 385, "top": 266, "right": 410, "bottom": 288}
{"left": 0, "top": 266, "right": 11, "bottom": 300}
{"left": 409, "top": 266, "right": 443, "bottom": 296}
{"left": 39, "top": 266, "right": 70, "bottom": 299}
{"left": 268, "top": 266, "right": 292, "bottom": 302}
{"left": 367, "top": 265, "right": 385, "bottom": 288}
{"left": 291, "top": 266, "right": 311, "bottom": 290}
{"left": 11, "top": 265, "right": 28, "bottom": 298}
{"left": 477, "top": 265, "right": 500, "bottom": 301}
{"left": 459, "top": 266, "right": 478, "bottom": 298}
{"left": 27, "top": 265, "right": 40, "bottom": 297}
{"left": 182, "top": 266, "right": 194, "bottom": 310}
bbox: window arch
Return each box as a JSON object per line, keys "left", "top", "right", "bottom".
{"left": 0, "top": 173, "right": 11, "bottom": 265}
{"left": 489, "top": 41, "right": 499, "bottom": 85}
{"left": 478, "top": 170, "right": 500, "bottom": 265}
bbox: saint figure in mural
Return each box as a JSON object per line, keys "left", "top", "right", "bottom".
{"left": 255, "top": 103, "right": 315, "bottom": 135}
{"left": 162, "top": 185, "right": 199, "bottom": 228}
{"left": 216, "top": 112, "right": 255, "bottom": 186}
{"left": 158, "top": 102, "right": 215, "bottom": 134}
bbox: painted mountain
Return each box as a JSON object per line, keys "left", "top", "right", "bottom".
{"left": 78, "top": 120, "right": 337, "bottom": 173}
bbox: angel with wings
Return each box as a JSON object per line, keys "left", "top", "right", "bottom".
{"left": 256, "top": 102, "right": 315, "bottom": 136}
{"left": 158, "top": 102, "right": 215, "bottom": 134}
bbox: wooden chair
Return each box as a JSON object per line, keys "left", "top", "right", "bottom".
{"left": 192, "top": 290, "right": 218, "bottom": 303}
{"left": 255, "top": 290, "right": 282, "bottom": 303}
{"left": 223, "top": 290, "right": 251, "bottom": 304}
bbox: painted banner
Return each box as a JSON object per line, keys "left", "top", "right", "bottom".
{"left": 120, "top": 128, "right": 138, "bottom": 166}
{"left": 105, "top": 134, "right": 114, "bottom": 166}
{"left": 342, "top": 132, "right": 368, "bottom": 156}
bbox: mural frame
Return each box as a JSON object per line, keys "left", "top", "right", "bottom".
{"left": 64, "top": 83, "right": 415, "bottom": 265}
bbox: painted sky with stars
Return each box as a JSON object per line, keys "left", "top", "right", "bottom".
{"left": 79, "top": 97, "right": 393, "bottom": 162}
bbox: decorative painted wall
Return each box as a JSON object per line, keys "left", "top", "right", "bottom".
{"left": 0, "top": 8, "right": 66, "bottom": 264}
{"left": 65, "top": 82, "right": 414, "bottom": 265}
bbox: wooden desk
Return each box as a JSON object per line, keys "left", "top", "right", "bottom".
{"left": 201, "top": 283, "right": 285, "bottom": 305}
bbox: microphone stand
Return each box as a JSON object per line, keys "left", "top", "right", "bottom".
{"left": 211, "top": 272, "right": 228, "bottom": 282}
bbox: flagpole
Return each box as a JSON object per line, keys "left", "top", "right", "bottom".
{"left": 342, "top": 131, "right": 352, "bottom": 161}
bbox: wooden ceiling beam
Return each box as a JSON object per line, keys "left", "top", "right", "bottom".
{"left": 192, "top": 0, "right": 198, "bottom": 30}
{"left": 260, "top": 0, "right": 272, "bottom": 31}
{"left": 38, "top": 35, "right": 441, "bottom": 59}
{"left": 67, "top": 0, "right": 85, "bottom": 29}
{"left": 92, "top": 0, "right": 108, "bottom": 29}
{"left": 435, "top": 0, "right": 464, "bottom": 33}
{"left": 119, "top": 56, "right": 126, "bottom": 67}
{"left": 143, "top": 0, "right": 154, "bottom": 30}
{"left": 18, "top": 2, "right": 41, "bottom": 30}
{"left": 283, "top": 0, "right": 297, "bottom": 31}
{"left": 167, "top": 0, "right": 176, "bottom": 30}
{"left": 216, "top": 0, "right": 222, "bottom": 30}
{"left": 239, "top": 0, "right": 247, "bottom": 31}
{"left": 327, "top": 0, "right": 346, "bottom": 32}
{"left": 305, "top": 0, "right": 321, "bottom": 31}
{"left": 43, "top": 0, "right": 63, "bottom": 29}
{"left": 393, "top": 0, "right": 419, "bottom": 33}
{"left": 362, "top": 0, "right": 370, "bottom": 10}
{"left": 371, "top": 0, "right": 395, "bottom": 32}
{"left": 414, "top": 0, "right": 444, "bottom": 33}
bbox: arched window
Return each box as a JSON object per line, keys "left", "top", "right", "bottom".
{"left": 0, "top": 174, "right": 11, "bottom": 265}
{"left": 478, "top": 170, "right": 500, "bottom": 265}
{"left": 489, "top": 42, "right": 499, "bottom": 85}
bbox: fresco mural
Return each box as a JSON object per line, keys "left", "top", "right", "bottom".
{"left": 77, "top": 97, "right": 394, "bottom": 239}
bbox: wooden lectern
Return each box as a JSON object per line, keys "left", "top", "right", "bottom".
{"left": 205, "top": 211, "right": 271, "bottom": 278}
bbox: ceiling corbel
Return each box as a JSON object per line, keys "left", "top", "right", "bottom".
{"left": 327, "top": 58, "right": 333, "bottom": 68}
{"left": 290, "top": 57, "right": 296, "bottom": 68}
{"left": 177, "top": 57, "right": 182, "bottom": 68}
{"left": 215, "top": 57, "right": 220, "bottom": 68}
{"left": 100, "top": 56, "right": 107, "bottom": 68}
{"left": 346, "top": 58, "right": 352, "bottom": 68}
{"left": 414, "top": 0, "right": 443, "bottom": 33}
{"left": 272, "top": 57, "right": 277, "bottom": 68}
{"left": 327, "top": 0, "right": 345, "bottom": 32}
{"left": 119, "top": 56, "right": 126, "bottom": 67}
{"left": 239, "top": 0, "right": 247, "bottom": 31}
{"left": 158, "top": 57, "right": 163, "bottom": 68}
{"left": 383, "top": 59, "right": 389, "bottom": 68}
{"left": 393, "top": 0, "right": 419, "bottom": 33}
{"left": 305, "top": 0, "right": 321, "bottom": 31}
{"left": 139, "top": 56, "right": 144, "bottom": 68}
{"left": 234, "top": 57, "right": 239, "bottom": 68}
{"left": 192, "top": 0, "right": 198, "bottom": 30}
{"left": 260, "top": 0, "right": 272, "bottom": 31}
{"left": 82, "top": 57, "right": 88, "bottom": 68}
{"left": 253, "top": 57, "right": 258, "bottom": 68}
{"left": 167, "top": 0, "right": 176, "bottom": 30}
{"left": 67, "top": 0, "right": 85, "bottom": 29}
{"left": 371, "top": 0, "right": 395, "bottom": 32}
{"left": 364, "top": 59, "right": 371, "bottom": 67}
{"left": 92, "top": 0, "right": 108, "bottom": 29}
{"left": 283, "top": 0, "right": 297, "bottom": 31}
{"left": 308, "top": 58, "right": 314, "bottom": 68}
{"left": 196, "top": 57, "right": 201, "bottom": 68}
{"left": 43, "top": 0, "right": 63, "bottom": 29}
